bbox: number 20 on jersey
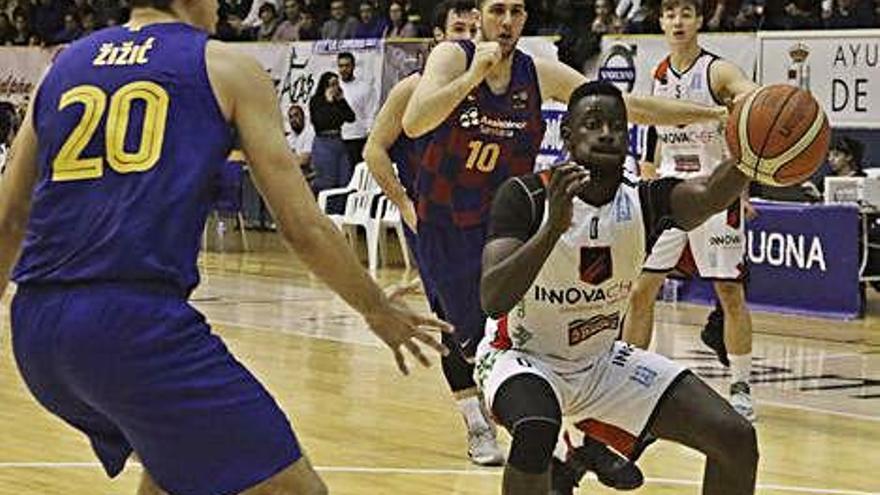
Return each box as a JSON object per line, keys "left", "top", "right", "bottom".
{"left": 52, "top": 81, "right": 169, "bottom": 182}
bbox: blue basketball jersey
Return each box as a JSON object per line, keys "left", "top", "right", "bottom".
{"left": 388, "top": 133, "right": 426, "bottom": 200}
{"left": 14, "top": 23, "right": 232, "bottom": 294}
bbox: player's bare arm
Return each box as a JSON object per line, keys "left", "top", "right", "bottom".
{"left": 206, "top": 41, "right": 452, "bottom": 373}
{"left": 402, "top": 41, "right": 501, "bottom": 137}
{"left": 363, "top": 74, "right": 418, "bottom": 230}
{"left": 668, "top": 158, "right": 751, "bottom": 231}
{"left": 533, "top": 57, "right": 726, "bottom": 126}
{"left": 711, "top": 59, "right": 759, "bottom": 108}
{"left": 481, "top": 165, "right": 589, "bottom": 317}
{"left": 0, "top": 97, "right": 38, "bottom": 302}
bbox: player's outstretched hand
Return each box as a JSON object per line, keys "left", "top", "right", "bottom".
{"left": 364, "top": 290, "right": 453, "bottom": 375}
{"left": 547, "top": 163, "right": 589, "bottom": 236}
{"left": 468, "top": 42, "right": 503, "bottom": 82}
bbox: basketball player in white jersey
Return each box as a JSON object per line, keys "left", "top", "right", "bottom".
{"left": 476, "top": 80, "right": 758, "bottom": 495}
{"left": 622, "top": 0, "right": 760, "bottom": 421}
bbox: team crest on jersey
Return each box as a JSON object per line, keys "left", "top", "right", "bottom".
{"left": 460, "top": 107, "right": 480, "bottom": 128}
{"left": 511, "top": 90, "right": 529, "bottom": 110}
{"left": 568, "top": 312, "right": 620, "bottom": 346}
{"left": 579, "top": 247, "right": 613, "bottom": 285}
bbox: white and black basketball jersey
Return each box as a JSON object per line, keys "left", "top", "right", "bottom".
{"left": 483, "top": 172, "right": 679, "bottom": 365}
{"left": 651, "top": 50, "right": 728, "bottom": 179}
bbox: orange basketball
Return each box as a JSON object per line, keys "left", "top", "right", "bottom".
{"left": 726, "top": 84, "right": 830, "bottom": 187}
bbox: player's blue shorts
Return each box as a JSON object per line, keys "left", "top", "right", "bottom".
{"left": 11, "top": 282, "right": 301, "bottom": 495}
{"left": 402, "top": 223, "right": 443, "bottom": 317}
{"left": 415, "top": 222, "right": 488, "bottom": 358}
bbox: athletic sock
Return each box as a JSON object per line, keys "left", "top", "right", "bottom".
{"left": 729, "top": 353, "right": 752, "bottom": 385}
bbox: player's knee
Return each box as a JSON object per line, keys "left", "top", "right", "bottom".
{"left": 631, "top": 277, "right": 663, "bottom": 303}
{"left": 718, "top": 414, "right": 759, "bottom": 467}
{"left": 492, "top": 374, "right": 561, "bottom": 474}
{"left": 715, "top": 282, "right": 745, "bottom": 306}
{"left": 508, "top": 417, "right": 560, "bottom": 473}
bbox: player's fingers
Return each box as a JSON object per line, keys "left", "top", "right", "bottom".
{"left": 393, "top": 348, "right": 409, "bottom": 375}
{"left": 385, "top": 284, "right": 409, "bottom": 300}
{"left": 416, "top": 315, "right": 454, "bottom": 333}
{"left": 414, "top": 331, "right": 450, "bottom": 356}
{"left": 405, "top": 340, "right": 431, "bottom": 368}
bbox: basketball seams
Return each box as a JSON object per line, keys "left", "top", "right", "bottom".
{"left": 767, "top": 111, "right": 827, "bottom": 180}
{"left": 752, "top": 86, "right": 798, "bottom": 185}
{"left": 732, "top": 85, "right": 829, "bottom": 187}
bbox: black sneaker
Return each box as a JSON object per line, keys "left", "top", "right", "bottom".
{"left": 561, "top": 438, "right": 644, "bottom": 491}
{"left": 701, "top": 305, "right": 729, "bottom": 367}
{"left": 550, "top": 457, "right": 579, "bottom": 495}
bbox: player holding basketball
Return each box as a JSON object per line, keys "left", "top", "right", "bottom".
{"left": 622, "top": 0, "right": 761, "bottom": 421}
{"left": 477, "top": 80, "right": 758, "bottom": 495}
{"left": 0, "top": 1, "right": 451, "bottom": 494}
{"left": 401, "top": 0, "right": 728, "bottom": 469}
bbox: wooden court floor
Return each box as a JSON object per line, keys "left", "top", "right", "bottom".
{"left": 0, "top": 234, "right": 878, "bottom": 494}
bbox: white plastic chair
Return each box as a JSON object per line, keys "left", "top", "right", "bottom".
{"left": 317, "top": 163, "right": 373, "bottom": 228}
{"left": 373, "top": 197, "right": 412, "bottom": 272}
{"left": 340, "top": 188, "right": 384, "bottom": 274}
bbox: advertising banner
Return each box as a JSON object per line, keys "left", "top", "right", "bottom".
{"left": 679, "top": 200, "right": 862, "bottom": 319}
{"left": 758, "top": 30, "right": 880, "bottom": 129}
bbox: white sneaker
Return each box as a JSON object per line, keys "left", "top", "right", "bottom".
{"left": 467, "top": 426, "right": 505, "bottom": 466}
{"left": 730, "top": 381, "right": 756, "bottom": 422}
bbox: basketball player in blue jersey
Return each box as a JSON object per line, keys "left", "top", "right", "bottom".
{"left": 399, "top": 0, "right": 728, "bottom": 474}
{"left": 0, "top": 1, "right": 451, "bottom": 494}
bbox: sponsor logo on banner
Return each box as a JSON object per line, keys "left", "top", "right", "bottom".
{"left": 599, "top": 43, "right": 637, "bottom": 93}
{"left": 759, "top": 31, "right": 880, "bottom": 128}
{"left": 568, "top": 312, "right": 620, "bottom": 346}
{"left": 747, "top": 230, "right": 827, "bottom": 272}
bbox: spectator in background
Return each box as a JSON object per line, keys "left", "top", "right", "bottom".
{"left": 2, "top": 0, "right": 30, "bottom": 21}
{"left": 79, "top": 6, "right": 99, "bottom": 36}
{"left": 32, "top": 0, "right": 65, "bottom": 44}
{"left": 10, "top": 8, "right": 29, "bottom": 45}
{"left": 309, "top": 71, "right": 355, "bottom": 194}
{"left": 220, "top": 0, "right": 253, "bottom": 22}
{"left": 354, "top": 0, "right": 387, "bottom": 38}
{"left": 54, "top": 11, "right": 82, "bottom": 44}
{"left": 242, "top": 0, "right": 279, "bottom": 29}
{"left": 733, "top": 0, "right": 765, "bottom": 30}
{"left": 617, "top": 0, "right": 661, "bottom": 33}
{"left": 103, "top": 6, "right": 126, "bottom": 27}
{"left": 384, "top": 0, "right": 418, "bottom": 38}
{"left": 705, "top": 0, "right": 739, "bottom": 30}
{"left": 296, "top": 6, "right": 320, "bottom": 40}
{"left": 592, "top": 0, "right": 623, "bottom": 34}
{"left": 800, "top": 136, "right": 867, "bottom": 200}
{"left": 255, "top": 2, "right": 280, "bottom": 40}
{"left": 337, "top": 51, "right": 376, "bottom": 166}
{"left": 824, "top": 0, "right": 876, "bottom": 28}
{"left": 0, "top": 12, "right": 12, "bottom": 44}
{"left": 286, "top": 104, "right": 315, "bottom": 181}
{"left": 321, "top": 0, "right": 358, "bottom": 40}
{"left": 273, "top": 0, "right": 301, "bottom": 41}
{"left": 763, "top": 0, "right": 820, "bottom": 29}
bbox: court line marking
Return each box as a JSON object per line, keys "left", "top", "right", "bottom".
{"left": 0, "top": 462, "right": 875, "bottom": 495}
{"left": 208, "top": 318, "right": 880, "bottom": 423}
